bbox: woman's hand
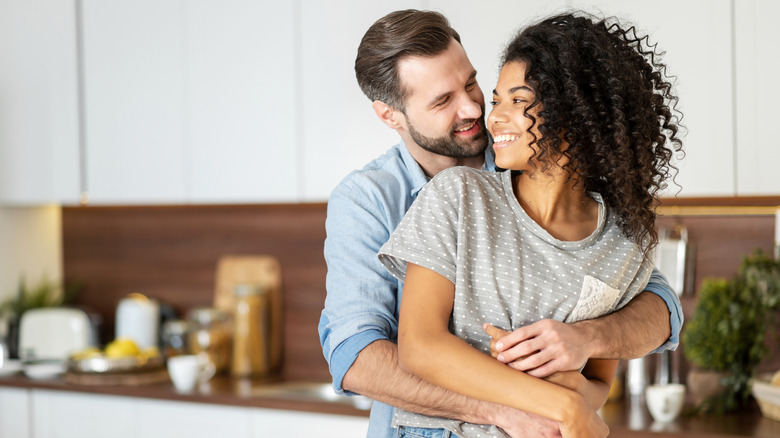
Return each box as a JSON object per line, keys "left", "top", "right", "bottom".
{"left": 483, "top": 321, "right": 591, "bottom": 377}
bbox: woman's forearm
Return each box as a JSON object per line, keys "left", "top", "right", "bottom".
{"left": 399, "top": 325, "right": 587, "bottom": 424}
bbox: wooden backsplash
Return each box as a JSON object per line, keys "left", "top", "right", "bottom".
{"left": 62, "top": 199, "right": 780, "bottom": 383}
{"left": 63, "top": 203, "right": 331, "bottom": 382}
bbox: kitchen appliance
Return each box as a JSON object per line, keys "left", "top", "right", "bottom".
{"left": 18, "top": 308, "right": 92, "bottom": 361}
{"left": 655, "top": 226, "right": 688, "bottom": 386}
{"left": 115, "top": 293, "right": 160, "bottom": 349}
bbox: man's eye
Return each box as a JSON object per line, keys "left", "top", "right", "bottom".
{"left": 436, "top": 97, "right": 450, "bottom": 107}
{"left": 466, "top": 81, "right": 476, "bottom": 90}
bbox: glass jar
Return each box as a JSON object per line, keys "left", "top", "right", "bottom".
{"left": 186, "top": 307, "right": 232, "bottom": 374}
{"left": 231, "top": 284, "right": 270, "bottom": 377}
{"left": 161, "top": 319, "right": 189, "bottom": 358}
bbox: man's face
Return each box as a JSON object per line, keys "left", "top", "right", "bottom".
{"left": 397, "top": 40, "right": 488, "bottom": 159}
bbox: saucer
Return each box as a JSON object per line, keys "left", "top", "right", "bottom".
{"left": 0, "top": 360, "right": 23, "bottom": 376}
{"left": 23, "top": 362, "right": 66, "bottom": 379}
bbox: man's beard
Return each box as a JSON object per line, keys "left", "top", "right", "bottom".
{"left": 406, "top": 115, "right": 489, "bottom": 159}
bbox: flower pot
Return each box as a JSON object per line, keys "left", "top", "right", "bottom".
{"left": 687, "top": 368, "right": 729, "bottom": 406}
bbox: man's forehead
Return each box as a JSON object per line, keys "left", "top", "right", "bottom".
{"left": 397, "top": 41, "right": 476, "bottom": 104}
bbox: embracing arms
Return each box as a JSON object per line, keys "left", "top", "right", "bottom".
{"left": 487, "top": 269, "right": 681, "bottom": 377}
{"left": 398, "top": 263, "right": 611, "bottom": 437}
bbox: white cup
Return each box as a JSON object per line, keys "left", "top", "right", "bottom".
{"left": 167, "top": 354, "right": 216, "bottom": 392}
{"left": 645, "top": 383, "right": 686, "bottom": 423}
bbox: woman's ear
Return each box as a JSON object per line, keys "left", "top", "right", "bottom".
{"left": 372, "top": 100, "right": 402, "bottom": 130}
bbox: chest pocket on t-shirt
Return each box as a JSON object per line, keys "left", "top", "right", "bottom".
{"left": 566, "top": 275, "right": 621, "bottom": 323}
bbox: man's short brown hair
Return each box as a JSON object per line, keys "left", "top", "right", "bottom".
{"left": 354, "top": 9, "right": 461, "bottom": 111}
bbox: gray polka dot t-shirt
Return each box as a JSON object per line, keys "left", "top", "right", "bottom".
{"left": 378, "top": 167, "right": 653, "bottom": 437}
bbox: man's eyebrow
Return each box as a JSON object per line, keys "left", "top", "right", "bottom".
{"left": 492, "top": 85, "right": 533, "bottom": 95}
{"left": 429, "top": 70, "right": 479, "bottom": 106}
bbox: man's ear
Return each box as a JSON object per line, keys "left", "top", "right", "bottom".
{"left": 372, "top": 101, "right": 403, "bottom": 130}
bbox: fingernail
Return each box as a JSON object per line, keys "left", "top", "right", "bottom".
{"left": 497, "top": 354, "right": 504, "bottom": 362}
{"left": 496, "top": 342, "right": 503, "bottom": 350}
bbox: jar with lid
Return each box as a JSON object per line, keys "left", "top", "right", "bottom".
{"left": 161, "top": 319, "right": 189, "bottom": 358}
{"left": 186, "top": 308, "right": 232, "bottom": 374}
{"left": 231, "top": 284, "right": 270, "bottom": 377}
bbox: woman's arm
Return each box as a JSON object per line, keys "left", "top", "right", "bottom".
{"left": 398, "top": 263, "right": 608, "bottom": 437}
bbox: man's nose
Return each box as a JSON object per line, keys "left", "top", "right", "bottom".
{"left": 457, "top": 95, "right": 483, "bottom": 120}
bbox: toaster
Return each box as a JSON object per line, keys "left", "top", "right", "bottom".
{"left": 19, "top": 308, "right": 93, "bottom": 361}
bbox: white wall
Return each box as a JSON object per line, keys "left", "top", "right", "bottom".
{"left": 0, "top": 206, "right": 62, "bottom": 333}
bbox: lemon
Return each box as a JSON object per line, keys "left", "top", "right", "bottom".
{"left": 105, "top": 337, "right": 140, "bottom": 358}
{"left": 139, "top": 346, "right": 160, "bottom": 359}
{"left": 71, "top": 347, "right": 102, "bottom": 360}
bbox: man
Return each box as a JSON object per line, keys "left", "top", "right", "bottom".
{"left": 319, "top": 9, "right": 682, "bottom": 438}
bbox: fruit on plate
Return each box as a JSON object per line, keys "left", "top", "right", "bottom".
{"left": 105, "top": 337, "right": 141, "bottom": 358}
{"left": 69, "top": 347, "right": 102, "bottom": 360}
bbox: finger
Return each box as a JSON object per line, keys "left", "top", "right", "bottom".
{"left": 497, "top": 337, "right": 545, "bottom": 363}
{"left": 483, "top": 323, "right": 509, "bottom": 340}
{"left": 526, "top": 359, "right": 566, "bottom": 378}
{"left": 509, "top": 348, "right": 556, "bottom": 372}
{"left": 496, "top": 323, "right": 545, "bottom": 351}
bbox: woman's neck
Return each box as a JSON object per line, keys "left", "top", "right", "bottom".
{"left": 512, "top": 170, "right": 599, "bottom": 241}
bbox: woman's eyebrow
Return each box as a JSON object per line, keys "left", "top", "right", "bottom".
{"left": 492, "top": 85, "right": 533, "bottom": 95}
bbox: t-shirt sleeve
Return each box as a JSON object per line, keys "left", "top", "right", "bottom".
{"left": 378, "top": 177, "right": 462, "bottom": 284}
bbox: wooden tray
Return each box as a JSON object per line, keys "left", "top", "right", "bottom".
{"left": 64, "top": 369, "right": 169, "bottom": 386}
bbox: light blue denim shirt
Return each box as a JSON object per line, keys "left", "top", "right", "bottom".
{"left": 318, "top": 141, "right": 682, "bottom": 438}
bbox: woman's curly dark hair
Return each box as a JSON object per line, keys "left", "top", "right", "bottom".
{"left": 502, "top": 11, "right": 684, "bottom": 256}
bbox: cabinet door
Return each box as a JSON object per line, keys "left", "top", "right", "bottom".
{"left": 135, "top": 399, "right": 251, "bottom": 438}
{"left": 0, "top": 387, "right": 30, "bottom": 438}
{"left": 298, "top": 1, "right": 424, "bottom": 202}
{"left": 250, "top": 409, "right": 368, "bottom": 437}
{"left": 81, "top": 0, "right": 187, "bottom": 204}
{"left": 185, "top": 0, "right": 298, "bottom": 203}
{"left": 0, "top": 0, "right": 81, "bottom": 205}
{"left": 31, "top": 390, "right": 135, "bottom": 438}
{"left": 571, "top": 1, "right": 736, "bottom": 197}
{"left": 735, "top": 0, "right": 780, "bottom": 195}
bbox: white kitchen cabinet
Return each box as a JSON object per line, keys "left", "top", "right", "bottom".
{"left": 0, "top": 0, "right": 81, "bottom": 205}
{"left": 135, "top": 398, "right": 252, "bottom": 438}
{"left": 734, "top": 0, "right": 780, "bottom": 195}
{"left": 81, "top": 0, "right": 299, "bottom": 205}
{"left": 81, "top": 0, "right": 187, "bottom": 204}
{"left": 569, "top": 0, "right": 735, "bottom": 197}
{"left": 250, "top": 409, "right": 368, "bottom": 437}
{"left": 31, "top": 390, "right": 135, "bottom": 438}
{"left": 185, "top": 0, "right": 298, "bottom": 203}
{"left": 0, "top": 387, "right": 30, "bottom": 438}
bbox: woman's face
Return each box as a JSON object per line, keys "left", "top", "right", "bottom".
{"left": 487, "top": 61, "right": 543, "bottom": 171}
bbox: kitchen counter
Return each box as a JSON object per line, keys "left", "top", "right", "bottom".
{"left": 0, "top": 372, "right": 370, "bottom": 418}
{"left": 1, "top": 373, "right": 779, "bottom": 437}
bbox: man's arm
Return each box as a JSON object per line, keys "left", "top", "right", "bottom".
{"left": 343, "top": 339, "right": 560, "bottom": 437}
{"left": 487, "top": 268, "right": 682, "bottom": 377}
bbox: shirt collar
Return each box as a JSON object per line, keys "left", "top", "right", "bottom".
{"left": 400, "top": 137, "right": 497, "bottom": 198}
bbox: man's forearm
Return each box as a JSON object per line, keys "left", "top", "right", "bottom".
{"left": 575, "top": 291, "right": 671, "bottom": 359}
{"left": 342, "top": 339, "right": 490, "bottom": 422}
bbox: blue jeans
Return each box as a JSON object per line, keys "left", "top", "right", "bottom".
{"left": 397, "top": 426, "right": 460, "bottom": 438}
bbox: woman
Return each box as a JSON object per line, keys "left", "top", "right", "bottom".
{"left": 377, "top": 11, "right": 683, "bottom": 438}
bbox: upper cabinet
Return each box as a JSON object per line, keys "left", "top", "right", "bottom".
{"left": 81, "top": 0, "right": 298, "bottom": 204}
{"left": 734, "top": 0, "right": 780, "bottom": 195}
{"left": 0, "top": 1, "right": 778, "bottom": 205}
{"left": 0, "top": 0, "right": 81, "bottom": 205}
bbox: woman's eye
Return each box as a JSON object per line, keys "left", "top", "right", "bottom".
{"left": 513, "top": 98, "right": 527, "bottom": 104}
{"left": 489, "top": 100, "right": 498, "bottom": 107}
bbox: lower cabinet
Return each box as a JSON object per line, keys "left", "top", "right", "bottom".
{"left": 0, "top": 388, "right": 369, "bottom": 438}
{"left": 0, "top": 387, "right": 30, "bottom": 438}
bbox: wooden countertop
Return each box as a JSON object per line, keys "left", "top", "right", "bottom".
{"left": 2, "top": 373, "right": 779, "bottom": 436}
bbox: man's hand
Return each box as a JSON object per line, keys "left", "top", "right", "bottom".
{"left": 483, "top": 321, "right": 592, "bottom": 378}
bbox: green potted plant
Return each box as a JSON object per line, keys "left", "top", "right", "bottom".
{"left": 683, "top": 250, "right": 780, "bottom": 413}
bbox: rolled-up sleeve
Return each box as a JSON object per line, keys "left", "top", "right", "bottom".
{"left": 319, "top": 177, "right": 404, "bottom": 395}
{"left": 644, "top": 267, "right": 683, "bottom": 353}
